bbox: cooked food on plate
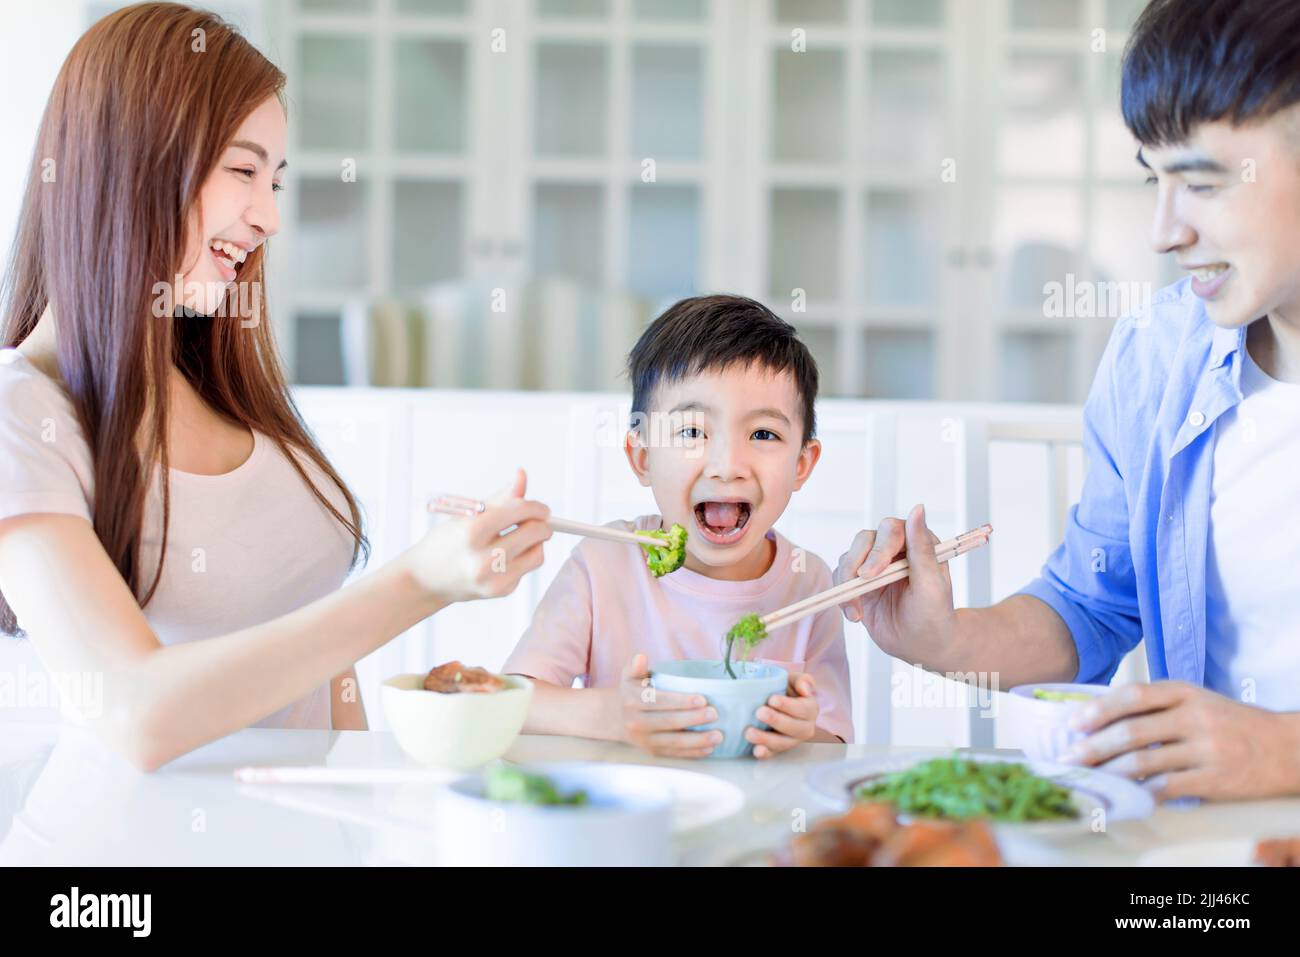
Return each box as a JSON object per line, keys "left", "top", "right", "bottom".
{"left": 1253, "top": 836, "right": 1300, "bottom": 867}
{"left": 774, "top": 802, "right": 1003, "bottom": 867}
{"left": 422, "top": 660, "right": 507, "bottom": 694}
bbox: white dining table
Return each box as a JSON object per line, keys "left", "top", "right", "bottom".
{"left": 2, "top": 722, "right": 1296, "bottom": 866}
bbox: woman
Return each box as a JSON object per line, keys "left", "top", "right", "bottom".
{"left": 0, "top": 4, "right": 550, "bottom": 769}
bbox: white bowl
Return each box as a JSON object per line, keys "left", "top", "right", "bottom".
{"left": 380, "top": 672, "right": 532, "bottom": 769}
{"left": 434, "top": 762, "right": 674, "bottom": 866}
{"left": 1005, "top": 682, "right": 1109, "bottom": 762}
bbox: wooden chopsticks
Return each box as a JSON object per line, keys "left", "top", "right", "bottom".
{"left": 760, "top": 524, "right": 992, "bottom": 633}
{"left": 428, "top": 494, "right": 665, "bottom": 547}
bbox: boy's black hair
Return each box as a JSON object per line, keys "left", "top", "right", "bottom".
{"left": 1122, "top": 0, "right": 1300, "bottom": 146}
{"left": 627, "top": 294, "right": 819, "bottom": 444}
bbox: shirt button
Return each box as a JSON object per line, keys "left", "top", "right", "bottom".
{"left": 1189, "top": 411, "right": 1206, "bottom": 428}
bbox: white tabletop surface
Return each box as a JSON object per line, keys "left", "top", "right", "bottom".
{"left": 2, "top": 723, "right": 1297, "bottom": 866}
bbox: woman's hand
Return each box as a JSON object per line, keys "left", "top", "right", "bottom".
{"left": 401, "top": 469, "right": 552, "bottom": 605}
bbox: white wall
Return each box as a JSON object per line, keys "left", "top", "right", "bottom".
{"left": 0, "top": 2, "right": 84, "bottom": 272}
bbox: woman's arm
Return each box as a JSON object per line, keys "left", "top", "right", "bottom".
{"left": 0, "top": 488, "right": 549, "bottom": 770}
{"left": 330, "top": 666, "right": 367, "bottom": 730}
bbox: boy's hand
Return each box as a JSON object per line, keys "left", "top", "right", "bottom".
{"left": 616, "top": 654, "right": 721, "bottom": 759}
{"left": 745, "top": 673, "right": 820, "bottom": 759}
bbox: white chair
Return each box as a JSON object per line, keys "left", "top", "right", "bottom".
{"left": 961, "top": 414, "right": 1150, "bottom": 748}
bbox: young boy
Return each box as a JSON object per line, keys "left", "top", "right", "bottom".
{"left": 505, "top": 295, "right": 852, "bottom": 757}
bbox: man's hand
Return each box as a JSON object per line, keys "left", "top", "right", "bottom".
{"left": 833, "top": 504, "right": 959, "bottom": 662}
{"left": 615, "top": 654, "right": 721, "bottom": 759}
{"left": 1058, "top": 681, "right": 1300, "bottom": 801}
{"left": 745, "top": 673, "right": 820, "bottom": 759}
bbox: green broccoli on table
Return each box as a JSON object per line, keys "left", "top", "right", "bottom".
{"left": 723, "top": 613, "right": 768, "bottom": 679}
{"left": 483, "top": 765, "right": 588, "bottom": 806}
{"left": 640, "top": 522, "right": 688, "bottom": 577}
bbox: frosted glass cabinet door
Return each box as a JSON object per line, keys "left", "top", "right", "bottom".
{"left": 631, "top": 0, "right": 705, "bottom": 20}
{"left": 1089, "top": 186, "right": 1161, "bottom": 289}
{"left": 865, "top": 50, "right": 945, "bottom": 170}
{"left": 1008, "top": 0, "right": 1081, "bottom": 30}
{"left": 631, "top": 45, "right": 704, "bottom": 161}
{"left": 534, "top": 43, "right": 608, "bottom": 157}
{"left": 293, "top": 178, "right": 371, "bottom": 292}
{"left": 396, "top": 0, "right": 468, "bottom": 12}
{"left": 537, "top": 0, "right": 609, "bottom": 18}
{"left": 865, "top": 329, "right": 935, "bottom": 400}
{"left": 1093, "top": 50, "right": 1139, "bottom": 179}
{"left": 772, "top": 49, "right": 844, "bottom": 163}
{"left": 301, "top": 0, "right": 373, "bottom": 10}
{"left": 298, "top": 35, "right": 372, "bottom": 151}
{"left": 863, "top": 190, "right": 942, "bottom": 309}
{"left": 993, "top": 186, "right": 1082, "bottom": 312}
{"left": 768, "top": 189, "right": 840, "bottom": 303}
{"left": 533, "top": 183, "right": 605, "bottom": 285}
{"left": 871, "top": 0, "right": 945, "bottom": 27}
{"left": 395, "top": 39, "right": 467, "bottom": 154}
{"left": 627, "top": 185, "right": 700, "bottom": 301}
{"left": 392, "top": 180, "right": 464, "bottom": 292}
{"left": 774, "top": 0, "right": 844, "bottom": 23}
{"left": 1000, "top": 331, "right": 1072, "bottom": 403}
{"left": 998, "top": 52, "right": 1085, "bottom": 179}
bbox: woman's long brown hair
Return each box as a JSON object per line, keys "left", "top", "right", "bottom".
{"left": 0, "top": 3, "right": 369, "bottom": 637}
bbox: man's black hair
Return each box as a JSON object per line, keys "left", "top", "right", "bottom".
{"left": 1122, "top": 0, "right": 1300, "bottom": 146}
{"left": 627, "top": 294, "right": 819, "bottom": 443}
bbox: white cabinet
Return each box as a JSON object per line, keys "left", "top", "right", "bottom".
{"left": 84, "top": 0, "right": 1171, "bottom": 403}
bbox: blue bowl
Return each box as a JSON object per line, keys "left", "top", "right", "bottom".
{"left": 649, "top": 660, "right": 789, "bottom": 759}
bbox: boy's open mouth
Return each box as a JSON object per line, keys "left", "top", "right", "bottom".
{"left": 693, "top": 500, "right": 752, "bottom": 546}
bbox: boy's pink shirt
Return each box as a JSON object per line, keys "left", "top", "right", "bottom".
{"left": 503, "top": 515, "right": 854, "bottom": 743}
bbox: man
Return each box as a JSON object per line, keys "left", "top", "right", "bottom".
{"left": 835, "top": 0, "right": 1300, "bottom": 801}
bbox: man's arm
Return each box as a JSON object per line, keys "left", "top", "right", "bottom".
{"left": 835, "top": 318, "right": 1143, "bottom": 686}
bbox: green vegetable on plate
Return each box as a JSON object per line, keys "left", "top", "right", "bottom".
{"left": 1032, "top": 688, "right": 1094, "bottom": 702}
{"left": 640, "top": 523, "right": 688, "bottom": 578}
{"left": 853, "top": 756, "right": 1078, "bottom": 822}
{"left": 483, "top": 765, "right": 589, "bottom": 806}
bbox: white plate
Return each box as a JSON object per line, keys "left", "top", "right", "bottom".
{"left": 806, "top": 750, "right": 1155, "bottom": 838}
{"left": 240, "top": 762, "right": 745, "bottom": 837}
{"left": 584, "top": 764, "right": 746, "bottom": 833}
{"left": 1138, "top": 840, "right": 1257, "bottom": 867}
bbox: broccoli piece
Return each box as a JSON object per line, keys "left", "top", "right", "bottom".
{"left": 640, "top": 522, "right": 688, "bottom": 577}
{"left": 483, "top": 765, "right": 588, "bottom": 806}
{"left": 723, "top": 613, "right": 768, "bottom": 679}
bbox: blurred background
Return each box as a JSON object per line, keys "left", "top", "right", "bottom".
{"left": 1, "top": 0, "right": 1169, "bottom": 739}
{"left": 3, "top": 0, "right": 1179, "bottom": 405}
